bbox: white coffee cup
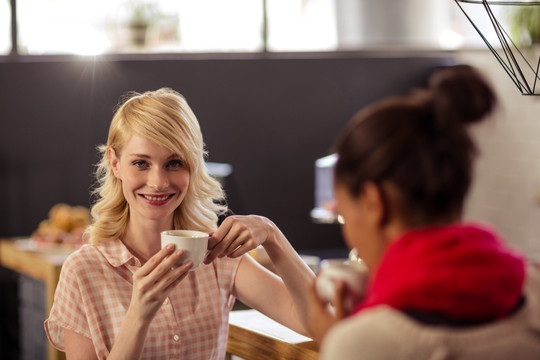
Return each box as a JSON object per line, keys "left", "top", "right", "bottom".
{"left": 160, "top": 230, "right": 209, "bottom": 270}
{"left": 316, "top": 258, "right": 369, "bottom": 312}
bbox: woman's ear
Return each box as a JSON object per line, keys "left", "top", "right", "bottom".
{"left": 108, "top": 148, "right": 121, "bottom": 179}
{"left": 361, "top": 182, "right": 389, "bottom": 226}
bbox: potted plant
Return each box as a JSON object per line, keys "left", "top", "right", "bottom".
{"left": 509, "top": 5, "right": 540, "bottom": 47}
{"left": 128, "top": 1, "right": 160, "bottom": 47}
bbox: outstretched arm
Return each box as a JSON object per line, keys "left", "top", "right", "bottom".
{"left": 206, "top": 215, "right": 316, "bottom": 336}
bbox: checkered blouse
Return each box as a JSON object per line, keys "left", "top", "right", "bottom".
{"left": 45, "top": 239, "right": 241, "bottom": 359}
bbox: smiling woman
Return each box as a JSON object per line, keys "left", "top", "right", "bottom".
{"left": 43, "top": 87, "right": 317, "bottom": 360}
{"left": 90, "top": 88, "right": 223, "bottom": 243}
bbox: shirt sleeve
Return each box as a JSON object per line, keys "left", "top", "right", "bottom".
{"left": 214, "top": 255, "right": 242, "bottom": 309}
{"left": 44, "top": 249, "right": 92, "bottom": 351}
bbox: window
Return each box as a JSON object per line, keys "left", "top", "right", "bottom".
{"left": 14, "top": 0, "right": 336, "bottom": 55}
{"left": 173, "top": 0, "right": 264, "bottom": 52}
{"left": 4, "top": 0, "right": 523, "bottom": 56}
{"left": 266, "top": 0, "right": 337, "bottom": 51}
{"left": 451, "top": 0, "right": 514, "bottom": 48}
{"left": 15, "top": 0, "right": 264, "bottom": 55}
{"left": 0, "top": 0, "right": 10, "bottom": 54}
{"left": 17, "top": 0, "right": 114, "bottom": 55}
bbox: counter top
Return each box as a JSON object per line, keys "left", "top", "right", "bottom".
{"left": 228, "top": 309, "right": 318, "bottom": 360}
{"left": 0, "top": 238, "right": 68, "bottom": 360}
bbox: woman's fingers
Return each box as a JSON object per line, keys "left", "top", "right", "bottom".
{"left": 138, "top": 244, "right": 176, "bottom": 277}
{"left": 333, "top": 281, "right": 348, "bottom": 319}
{"left": 227, "top": 235, "right": 255, "bottom": 258}
{"left": 164, "top": 262, "right": 193, "bottom": 291}
{"left": 133, "top": 246, "right": 191, "bottom": 296}
{"left": 220, "top": 230, "right": 251, "bottom": 256}
{"left": 206, "top": 218, "right": 245, "bottom": 262}
{"left": 205, "top": 215, "right": 266, "bottom": 263}
{"left": 128, "top": 243, "right": 196, "bottom": 324}
{"left": 206, "top": 229, "right": 249, "bottom": 262}
{"left": 130, "top": 257, "right": 192, "bottom": 322}
{"left": 306, "top": 281, "right": 338, "bottom": 344}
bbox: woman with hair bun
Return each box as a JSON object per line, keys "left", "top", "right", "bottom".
{"left": 45, "top": 88, "right": 315, "bottom": 359}
{"left": 308, "top": 65, "right": 540, "bottom": 359}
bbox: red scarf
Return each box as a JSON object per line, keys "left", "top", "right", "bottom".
{"left": 352, "top": 224, "right": 526, "bottom": 322}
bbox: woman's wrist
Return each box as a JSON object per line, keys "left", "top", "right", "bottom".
{"left": 260, "top": 217, "right": 285, "bottom": 252}
{"left": 123, "top": 304, "right": 152, "bottom": 334}
{"left": 108, "top": 307, "right": 150, "bottom": 360}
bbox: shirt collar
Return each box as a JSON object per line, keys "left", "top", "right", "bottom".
{"left": 96, "top": 239, "right": 141, "bottom": 268}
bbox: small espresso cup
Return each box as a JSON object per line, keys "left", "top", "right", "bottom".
{"left": 160, "top": 230, "right": 209, "bottom": 270}
{"left": 316, "top": 258, "right": 369, "bottom": 312}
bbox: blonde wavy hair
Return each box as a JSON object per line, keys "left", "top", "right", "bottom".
{"left": 86, "top": 88, "right": 227, "bottom": 244}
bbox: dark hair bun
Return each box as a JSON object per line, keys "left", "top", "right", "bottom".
{"left": 428, "top": 65, "right": 497, "bottom": 128}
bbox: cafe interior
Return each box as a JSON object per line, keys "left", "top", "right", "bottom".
{"left": 1, "top": 1, "right": 540, "bottom": 359}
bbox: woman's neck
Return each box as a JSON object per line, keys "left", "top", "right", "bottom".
{"left": 122, "top": 216, "right": 174, "bottom": 263}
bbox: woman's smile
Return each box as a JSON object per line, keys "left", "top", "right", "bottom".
{"left": 139, "top": 193, "right": 176, "bottom": 205}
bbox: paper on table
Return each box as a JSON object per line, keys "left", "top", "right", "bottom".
{"left": 229, "top": 309, "right": 312, "bottom": 344}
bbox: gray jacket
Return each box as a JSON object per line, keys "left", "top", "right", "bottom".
{"left": 320, "top": 263, "right": 540, "bottom": 360}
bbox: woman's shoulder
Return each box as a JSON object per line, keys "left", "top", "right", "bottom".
{"left": 320, "top": 277, "right": 540, "bottom": 360}
{"left": 67, "top": 242, "right": 103, "bottom": 258}
{"left": 320, "top": 306, "right": 424, "bottom": 360}
{"left": 61, "top": 243, "right": 109, "bottom": 273}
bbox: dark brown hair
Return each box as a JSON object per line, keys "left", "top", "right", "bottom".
{"left": 334, "top": 65, "right": 497, "bottom": 225}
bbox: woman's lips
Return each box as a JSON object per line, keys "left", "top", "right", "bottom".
{"left": 139, "top": 193, "right": 174, "bottom": 205}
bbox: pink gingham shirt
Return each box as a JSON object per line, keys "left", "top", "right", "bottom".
{"left": 45, "top": 239, "right": 241, "bottom": 359}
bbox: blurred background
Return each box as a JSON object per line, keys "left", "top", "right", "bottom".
{"left": 0, "top": 0, "right": 499, "bottom": 55}
{"left": 1, "top": 0, "right": 540, "bottom": 258}
{"left": 2, "top": 1, "right": 540, "bottom": 359}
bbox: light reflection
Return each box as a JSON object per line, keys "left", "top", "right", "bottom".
{"left": 439, "top": 28, "right": 465, "bottom": 50}
{"left": 266, "top": 0, "right": 337, "bottom": 51}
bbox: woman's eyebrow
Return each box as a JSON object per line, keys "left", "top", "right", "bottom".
{"left": 127, "top": 153, "right": 181, "bottom": 159}
{"left": 127, "top": 153, "right": 151, "bottom": 158}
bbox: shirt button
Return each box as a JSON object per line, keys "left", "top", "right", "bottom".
{"left": 173, "top": 334, "right": 180, "bottom": 342}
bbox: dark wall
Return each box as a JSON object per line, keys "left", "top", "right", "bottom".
{"left": 0, "top": 52, "right": 454, "bottom": 251}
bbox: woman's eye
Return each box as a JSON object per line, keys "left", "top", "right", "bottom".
{"left": 132, "top": 160, "right": 148, "bottom": 168}
{"left": 168, "top": 160, "right": 184, "bottom": 169}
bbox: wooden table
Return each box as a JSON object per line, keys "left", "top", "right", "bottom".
{"left": 227, "top": 309, "right": 319, "bottom": 360}
{"left": 0, "top": 239, "right": 69, "bottom": 360}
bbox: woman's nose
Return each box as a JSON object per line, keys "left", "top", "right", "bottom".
{"left": 148, "top": 168, "right": 169, "bottom": 191}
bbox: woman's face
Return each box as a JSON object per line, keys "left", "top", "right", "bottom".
{"left": 110, "top": 133, "right": 190, "bottom": 227}
{"left": 335, "top": 183, "right": 387, "bottom": 270}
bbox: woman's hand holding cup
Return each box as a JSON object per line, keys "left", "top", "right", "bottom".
{"left": 160, "top": 230, "right": 210, "bottom": 270}
{"left": 315, "top": 258, "right": 369, "bottom": 313}
{"left": 129, "top": 244, "right": 193, "bottom": 323}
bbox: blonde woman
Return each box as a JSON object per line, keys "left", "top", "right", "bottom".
{"left": 45, "top": 88, "right": 315, "bottom": 360}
